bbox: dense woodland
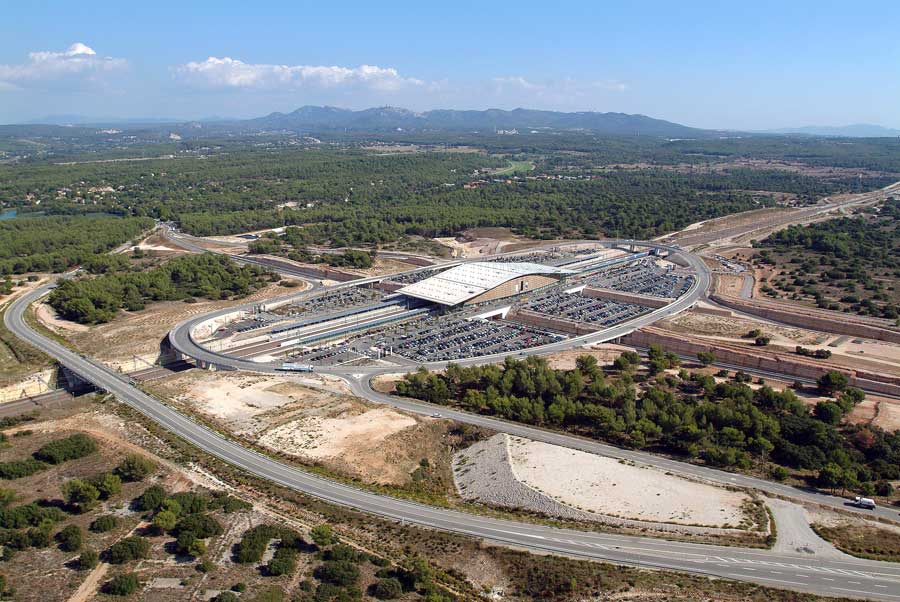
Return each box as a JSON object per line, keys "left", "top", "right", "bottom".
{"left": 0, "top": 215, "right": 152, "bottom": 275}
{"left": 4, "top": 137, "right": 897, "bottom": 250}
{"left": 47, "top": 254, "right": 273, "bottom": 324}
{"left": 397, "top": 353, "right": 899, "bottom": 496}
{"left": 755, "top": 198, "right": 900, "bottom": 319}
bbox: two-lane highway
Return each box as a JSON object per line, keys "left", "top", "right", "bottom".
{"left": 7, "top": 282, "right": 900, "bottom": 599}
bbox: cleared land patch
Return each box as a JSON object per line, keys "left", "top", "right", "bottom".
{"left": 454, "top": 433, "right": 754, "bottom": 531}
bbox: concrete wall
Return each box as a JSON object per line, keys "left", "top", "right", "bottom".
{"left": 712, "top": 294, "right": 900, "bottom": 344}
{"left": 583, "top": 287, "right": 670, "bottom": 309}
{"left": 509, "top": 309, "right": 597, "bottom": 335}
{"left": 377, "top": 281, "right": 404, "bottom": 293}
{"left": 623, "top": 328, "right": 900, "bottom": 397}
{"left": 467, "top": 275, "right": 559, "bottom": 305}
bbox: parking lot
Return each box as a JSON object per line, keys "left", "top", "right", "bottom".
{"left": 582, "top": 259, "right": 694, "bottom": 298}
{"left": 274, "top": 287, "right": 384, "bottom": 318}
{"left": 522, "top": 290, "right": 646, "bottom": 326}
{"left": 366, "top": 314, "right": 562, "bottom": 363}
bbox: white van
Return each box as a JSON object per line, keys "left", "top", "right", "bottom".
{"left": 854, "top": 496, "right": 877, "bottom": 510}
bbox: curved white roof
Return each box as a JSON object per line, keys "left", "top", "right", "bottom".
{"left": 398, "top": 261, "right": 574, "bottom": 306}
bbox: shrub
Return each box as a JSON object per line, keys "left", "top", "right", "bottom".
{"left": 78, "top": 548, "right": 99, "bottom": 570}
{"left": 90, "top": 515, "right": 119, "bottom": 533}
{"left": 135, "top": 485, "right": 166, "bottom": 512}
{"left": 57, "top": 524, "right": 83, "bottom": 552}
{"left": 62, "top": 479, "right": 100, "bottom": 512}
{"left": 115, "top": 454, "right": 155, "bottom": 482}
{"left": 267, "top": 553, "right": 297, "bottom": 577}
{"left": 0, "top": 502, "right": 65, "bottom": 529}
{"left": 817, "top": 370, "right": 849, "bottom": 395}
{"left": 174, "top": 514, "right": 223, "bottom": 539}
{"left": 234, "top": 524, "right": 280, "bottom": 564}
{"left": 310, "top": 524, "right": 334, "bottom": 547}
{"left": 27, "top": 527, "right": 51, "bottom": 548}
{"left": 34, "top": 433, "right": 97, "bottom": 464}
{"left": 372, "top": 578, "right": 403, "bottom": 599}
{"left": 176, "top": 531, "right": 207, "bottom": 557}
{"left": 167, "top": 492, "right": 207, "bottom": 516}
{"left": 0, "top": 488, "right": 16, "bottom": 508}
{"left": 103, "top": 573, "right": 139, "bottom": 596}
{"left": 210, "top": 494, "right": 251, "bottom": 513}
{"left": 315, "top": 560, "right": 360, "bottom": 586}
{"left": 0, "top": 458, "right": 46, "bottom": 480}
{"left": 323, "top": 544, "right": 358, "bottom": 562}
{"left": 107, "top": 536, "right": 150, "bottom": 564}
{"left": 770, "top": 466, "right": 790, "bottom": 481}
{"left": 151, "top": 510, "right": 177, "bottom": 534}
{"left": 697, "top": 351, "right": 716, "bottom": 366}
{"left": 214, "top": 593, "right": 239, "bottom": 602}
{"left": 91, "top": 473, "right": 122, "bottom": 500}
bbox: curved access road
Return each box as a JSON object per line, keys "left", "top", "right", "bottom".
{"left": 167, "top": 239, "right": 708, "bottom": 375}
{"left": 166, "top": 238, "right": 900, "bottom": 524}
{"left": 7, "top": 287, "right": 900, "bottom": 600}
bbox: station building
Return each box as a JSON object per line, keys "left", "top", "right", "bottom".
{"left": 397, "top": 262, "right": 574, "bottom": 307}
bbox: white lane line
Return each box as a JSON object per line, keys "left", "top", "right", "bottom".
{"left": 741, "top": 576, "right": 808, "bottom": 587}
{"left": 831, "top": 587, "right": 900, "bottom": 600}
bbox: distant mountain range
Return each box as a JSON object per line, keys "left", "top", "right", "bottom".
{"left": 13, "top": 107, "right": 900, "bottom": 139}
{"left": 243, "top": 106, "right": 712, "bottom": 137}
{"left": 763, "top": 124, "right": 900, "bottom": 137}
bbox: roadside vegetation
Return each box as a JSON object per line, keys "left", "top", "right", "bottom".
{"left": 396, "top": 350, "right": 899, "bottom": 498}
{"left": 754, "top": 198, "right": 900, "bottom": 320}
{"left": 811, "top": 523, "right": 900, "bottom": 562}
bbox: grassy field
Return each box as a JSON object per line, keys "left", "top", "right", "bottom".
{"left": 494, "top": 160, "right": 535, "bottom": 175}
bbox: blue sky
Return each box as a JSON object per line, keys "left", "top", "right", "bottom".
{"left": 1, "top": 0, "right": 898, "bottom": 129}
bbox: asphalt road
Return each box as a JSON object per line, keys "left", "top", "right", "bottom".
{"left": 8, "top": 236, "right": 900, "bottom": 598}
{"left": 8, "top": 284, "right": 900, "bottom": 599}
{"left": 166, "top": 239, "right": 900, "bottom": 522}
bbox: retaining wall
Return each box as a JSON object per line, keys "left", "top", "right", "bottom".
{"left": 712, "top": 294, "right": 900, "bottom": 344}
{"left": 583, "top": 287, "right": 670, "bottom": 309}
{"left": 624, "top": 328, "right": 900, "bottom": 397}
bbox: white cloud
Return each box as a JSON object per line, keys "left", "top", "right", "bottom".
{"left": 175, "top": 56, "right": 425, "bottom": 92}
{"left": 492, "top": 75, "right": 627, "bottom": 97}
{"left": 0, "top": 43, "right": 127, "bottom": 89}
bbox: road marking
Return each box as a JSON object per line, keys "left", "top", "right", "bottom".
{"left": 831, "top": 586, "right": 900, "bottom": 600}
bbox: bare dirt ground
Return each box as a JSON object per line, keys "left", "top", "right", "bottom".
{"left": 131, "top": 231, "right": 189, "bottom": 256}
{"left": 714, "top": 273, "right": 748, "bottom": 297}
{"left": 505, "top": 436, "right": 751, "bottom": 527}
{"left": 35, "top": 281, "right": 300, "bottom": 369}
{"left": 540, "top": 344, "right": 635, "bottom": 370}
{"left": 434, "top": 227, "right": 559, "bottom": 258}
{"left": 659, "top": 310, "right": 824, "bottom": 346}
{"left": 149, "top": 370, "right": 448, "bottom": 486}
{"left": 345, "top": 257, "right": 410, "bottom": 278}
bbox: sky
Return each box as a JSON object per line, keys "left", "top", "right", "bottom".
{"left": 1, "top": 0, "right": 898, "bottom": 130}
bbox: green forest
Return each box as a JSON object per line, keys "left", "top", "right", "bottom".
{"left": 4, "top": 141, "right": 892, "bottom": 249}
{"left": 755, "top": 198, "right": 900, "bottom": 319}
{"left": 47, "top": 254, "right": 273, "bottom": 324}
{"left": 0, "top": 215, "right": 152, "bottom": 275}
{"left": 396, "top": 353, "right": 898, "bottom": 496}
